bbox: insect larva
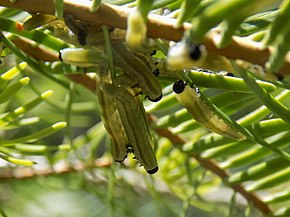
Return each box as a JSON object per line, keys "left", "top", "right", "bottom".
{"left": 99, "top": 82, "right": 158, "bottom": 174}
{"left": 173, "top": 80, "right": 246, "bottom": 141}
{"left": 112, "top": 42, "right": 162, "bottom": 102}
{"left": 95, "top": 68, "right": 128, "bottom": 162}
{"left": 59, "top": 48, "right": 105, "bottom": 68}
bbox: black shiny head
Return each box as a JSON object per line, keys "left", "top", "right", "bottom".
{"left": 188, "top": 44, "right": 201, "bottom": 60}
{"left": 147, "top": 94, "right": 163, "bottom": 102}
{"left": 173, "top": 80, "right": 186, "bottom": 94}
{"left": 147, "top": 166, "right": 158, "bottom": 174}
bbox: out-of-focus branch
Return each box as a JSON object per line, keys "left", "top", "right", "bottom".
{"left": 149, "top": 115, "right": 272, "bottom": 216}
{"left": 0, "top": 0, "right": 290, "bottom": 76}
{"left": 0, "top": 157, "right": 112, "bottom": 180}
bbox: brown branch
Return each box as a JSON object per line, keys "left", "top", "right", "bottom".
{"left": 0, "top": 0, "right": 290, "bottom": 77}
{"left": 149, "top": 115, "right": 272, "bottom": 215}
{"left": 0, "top": 157, "right": 112, "bottom": 181}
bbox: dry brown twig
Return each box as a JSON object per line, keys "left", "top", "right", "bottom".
{"left": 0, "top": 0, "right": 290, "bottom": 77}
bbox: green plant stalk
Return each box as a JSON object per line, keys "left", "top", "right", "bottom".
{"left": 0, "top": 17, "right": 68, "bottom": 51}
{"left": 0, "top": 62, "right": 27, "bottom": 81}
{"left": 266, "top": 29, "right": 290, "bottom": 73}
{"left": 219, "top": 133, "right": 290, "bottom": 169}
{"left": 0, "top": 153, "right": 36, "bottom": 166}
{"left": 233, "top": 62, "right": 290, "bottom": 124}
{"left": 262, "top": 0, "right": 290, "bottom": 47}
{"left": 199, "top": 118, "right": 290, "bottom": 157}
{"left": 0, "top": 32, "right": 69, "bottom": 89}
{"left": 14, "top": 143, "right": 70, "bottom": 153}
{"left": 151, "top": 0, "right": 182, "bottom": 10}
{"left": 188, "top": 70, "right": 276, "bottom": 92}
{"left": 246, "top": 167, "right": 290, "bottom": 191}
{"left": 188, "top": 0, "right": 271, "bottom": 42}
{"left": 0, "top": 90, "right": 53, "bottom": 127}
{"left": 136, "top": 0, "right": 154, "bottom": 22}
{"left": 90, "top": 0, "right": 102, "bottom": 13}
{"left": 228, "top": 157, "right": 290, "bottom": 184}
{"left": 264, "top": 191, "right": 290, "bottom": 204}
{"left": 236, "top": 10, "right": 278, "bottom": 36}
{"left": 175, "top": 0, "right": 202, "bottom": 27}
{"left": 0, "top": 77, "right": 29, "bottom": 104}
{"left": 0, "top": 122, "right": 67, "bottom": 146}
{"left": 53, "top": 0, "right": 64, "bottom": 19}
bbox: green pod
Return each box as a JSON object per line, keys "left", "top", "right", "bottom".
{"left": 173, "top": 80, "right": 246, "bottom": 141}
{"left": 0, "top": 77, "right": 29, "bottom": 104}
{"left": 112, "top": 42, "right": 162, "bottom": 102}
{"left": 246, "top": 167, "right": 290, "bottom": 191}
{"left": 59, "top": 48, "right": 106, "bottom": 67}
{"left": 99, "top": 82, "right": 158, "bottom": 174}
{"left": 228, "top": 157, "right": 289, "bottom": 185}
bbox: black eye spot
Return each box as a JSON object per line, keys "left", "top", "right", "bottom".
{"left": 188, "top": 44, "right": 201, "bottom": 60}
{"left": 173, "top": 80, "right": 186, "bottom": 94}
{"left": 152, "top": 68, "right": 160, "bottom": 77}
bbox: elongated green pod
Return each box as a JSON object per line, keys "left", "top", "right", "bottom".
{"left": 173, "top": 80, "right": 246, "bottom": 141}
{"left": 0, "top": 153, "right": 36, "bottom": 166}
{"left": 0, "top": 122, "right": 67, "bottom": 146}
{"left": 112, "top": 42, "right": 162, "bottom": 102}
{"left": 99, "top": 82, "right": 158, "bottom": 174}
{"left": 59, "top": 48, "right": 106, "bottom": 67}
{"left": 262, "top": 0, "right": 290, "bottom": 47}
{"left": 175, "top": 0, "right": 202, "bottom": 27}
{"left": 0, "top": 90, "right": 53, "bottom": 127}
{"left": 228, "top": 157, "right": 289, "bottom": 185}
{"left": 0, "top": 77, "right": 29, "bottom": 104}
{"left": 1, "top": 62, "right": 27, "bottom": 81}
{"left": 95, "top": 68, "right": 128, "bottom": 162}
{"left": 246, "top": 167, "right": 290, "bottom": 191}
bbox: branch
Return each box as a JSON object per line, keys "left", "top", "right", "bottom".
{"left": 0, "top": 0, "right": 290, "bottom": 76}
{"left": 0, "top": 157, "right": 112, "bottom": 180}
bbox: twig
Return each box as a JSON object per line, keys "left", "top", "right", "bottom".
{"left": 0, "top": 157, "right": 112, "bottom": 180}
{"left": 0, "top": 0, "right": 289, "bottom": 76}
